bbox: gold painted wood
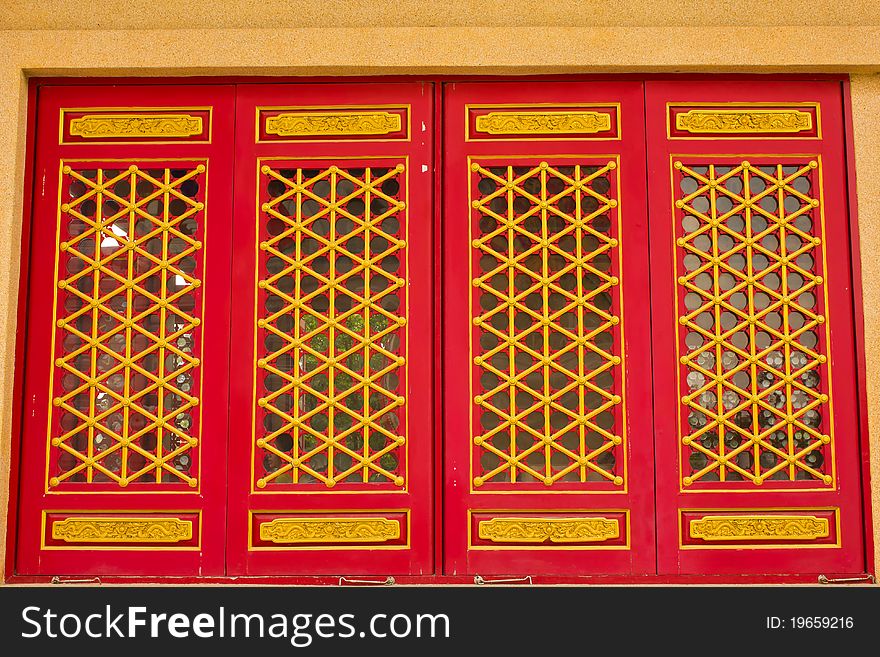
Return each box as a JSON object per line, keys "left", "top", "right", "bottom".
{"left": 474, "top": 111, "right": 611, "bottom": 135}
{"left": 51, "top": 517, "right": 193, "bottom": 543}
{"left": 689, "top": 515, "right": 830, "bottom": 541}
{"left": 477, "top": 517, "right": 620, "bottom": 543}
{"left": 264, "top": 111, "right": 401, "bottom": 137}
{"left": 255, "top": 163, "right": 408, "bottom": 489}
{"left": 675, "top": 109, "right": 812, "bottom": 134}
{"left": 258, "top": 517, "right": 401, "bottom": 544}
{"left": 68, "top": 114, "right": 203, "bottom": 138}
{"left": 50, "top": 165, "right": 204, "bottom": 488}
{"left": 673, "top": 160, "right": 832, "bottom": 486}
{"left": 469, "top": 160, "right": 623, "bottom": 488}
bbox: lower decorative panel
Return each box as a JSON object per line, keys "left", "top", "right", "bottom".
{"left": 42, "top": 512, "right": 201, "bottom": 550}
{"left": 468, "top": 511, "right": 630, "bottom": 550}
{"left": 680, "top": 508, "right": 840, "bottom": 549}
{"left": 249, "top": 511, "right": 410, "bottom": 550}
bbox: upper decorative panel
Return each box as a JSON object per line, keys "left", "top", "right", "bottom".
{"left": 254, "top": 159, "right": 409, "bottom": 491}
{"left": 257, "top": 106, "right": 410, "bottom": 143}
{"left": 466, "top": 105, "right": 620, "bottom": 141}
{"left": 60, "top": 108, "right": 212, "bottom": 144}
{"left": 667, "top": 104, "right": 821, "bottom": 140}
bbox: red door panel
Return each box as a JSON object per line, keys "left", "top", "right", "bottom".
{"left": 227, "top": 83, "right": 434, "bottom": 576}
{"left": 13, "top": 76, "right": 867, "bottom": 582}
{"left": 646, "top": 79, "right": 866, "bottom": 574}
{"left": 442, "top": 81, "right": 656, "bottom": 575}
{"left": 15, "top": 84, "right": 236, "bottom": 576}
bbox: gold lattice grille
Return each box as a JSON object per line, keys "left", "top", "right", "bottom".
{"left": 470, "top": 159, "right": 624, "bottom": 488}
{"left": 255, "top": 162, "right": 408, "bottom": 488}
{"left": 673, "top": 160, "right": 833, "bottom": 486}
{"left": 49, "top": 163, "right": 205, "bottom": 488}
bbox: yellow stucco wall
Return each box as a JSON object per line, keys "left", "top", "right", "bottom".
{"left": 1, "top": 0, "right": 879, "bottom": 581}
{"left": 849, "top": 77, "right": 880, "bottom": 580}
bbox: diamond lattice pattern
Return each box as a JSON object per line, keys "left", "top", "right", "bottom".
{"left": 470, "top": 160, "right": 624, "bottom": 488}
{"left": 256, "top": 163, "right": 407, "bottom": 488}
{"left": 49, "top": 164, "right": 205, "bottom": 487}
{"left": 674, "top": 160, "right": 832, "bottom": 486}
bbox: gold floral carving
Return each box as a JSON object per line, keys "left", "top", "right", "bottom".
{"left": 689, "top": 515, "right": 829, "bottom": 541}
{"left": 259, "top": 517, "right": 400, "bottom": 544}
{"left": 474, "top": 111, "right": 611, "bottom": 135}
{"left": 51, "top": 517, "right": 193, "bottom": 543}
{"left": 69, "top": 114, "right": 203, "bottom": 138}
{"left": 265, "top": 112, "right": 401, "bottom": 137}
{"left": 675, "top": 109, "right": 812, "bottom": 134}
{"left": 477, "top": 517, "right": 620, "bottom": 543}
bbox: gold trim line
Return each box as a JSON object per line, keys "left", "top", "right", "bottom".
{"left": 675, "top": 109, "right": 812, "bottom": 134}
{"left": 69, "top": 114, "right": 203, "bottom": 138}
{"left": 265, "top": 112, "right": 401, "bottom": 137}
{"left": 689, "top": 514, "right": 830, "bottom": 541}
{"left": 258, "top": 517, "right": 401, "bottom": 544}
{"left": 477, "top": 517, "right": 620, "bottom": 543}
{"left": 475, "top": 111, "right": 611, "bottom": 135}
{"left": 51, "top": 517, "right": 193, "bottom": 543}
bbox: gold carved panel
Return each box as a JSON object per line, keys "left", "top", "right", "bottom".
{"left": 69, "top": 114, "right": 204, "bottom": 138}
{"left": 477, "top": 517, "right": 620, "bottom": 543}
{"left": 258, "top": 517, "right": 401, "bottom": 544}
{"left": 264, "top": 112, "right": 401, "bottom": 137}
{"left": 51, "top": 517, "right": 193, "bottom": 543}
{"left": 675, "top": 109, "right": 812, "bottom": 134}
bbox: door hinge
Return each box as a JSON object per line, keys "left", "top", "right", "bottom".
{"left": 818, "top": 574, "right": 876, "bottom": 585}
{"left": 338, "top": 576, "right": 395, "bottom": 586}
{"left": 474, "top": 575, "right": 532, "bottom": 585}
{"left": 51, "top": 576, "right": 101, "bottom": 585}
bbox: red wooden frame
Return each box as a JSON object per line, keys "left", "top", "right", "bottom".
{"left": 646, "top": 79, "right": 867, "bottom": 575}
{"left": 442, "top": 81, "right": 655, "bottom": 575}
{"left": 14, "top": 83, "right": 236, "bottom": 576}
{"left": 6, "top": 75, "right": 873, "bottom": 582}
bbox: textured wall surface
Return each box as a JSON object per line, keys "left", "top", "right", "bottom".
{"left": 0, "top": 0, "right": 878, "bottom": 581}
{"left": 850, "top": 75, "right": 880, "bottom": 579}
{"left": 1, "top": 0, "right": 880, "bottom": 29}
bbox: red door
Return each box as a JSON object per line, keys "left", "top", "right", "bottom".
{"left": 12, "top": 76, "right": 868, "bottom": 581}
{"left": 442, "top": 81, "right": 656, "bottom": 575}
{"left": 15, "top": 84, "right": 236, "bottom": 576}
{"left": 226, "top": 83, "right": 435, "bottom": 575}
{"left": 646, "top": 79, "right": 866, "bottom": 574}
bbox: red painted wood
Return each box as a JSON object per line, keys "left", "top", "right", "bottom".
{"left": 14, "top": 84, "right": 236, "bottom": 576}
{"left": 646, "top": 79, "right": 866, "bottom": 575}
{"left": 8, "top": 75, "right": 869, "bottom": 583}
{"left": 227, "top": 82, "right": 434, "bottom": 576}
{"left": 442, "top": 81, "right": 656, "bottom": 576}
